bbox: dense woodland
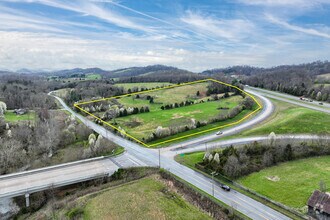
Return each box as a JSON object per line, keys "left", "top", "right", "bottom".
{"left": 0, "top": 74, "right": 59, "bottom": 109}
{"left": 203, "top": 61, "right": 330, "bottom": 102}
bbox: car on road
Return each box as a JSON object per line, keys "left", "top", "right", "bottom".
{"left": 216, "top": 131, "right": 223, "bottom": 135}
{"left": 319, "top": 102, "right": 324, "bottom": 105}
{"left": 221, "top": 184, "right": 231, "bottom": 191}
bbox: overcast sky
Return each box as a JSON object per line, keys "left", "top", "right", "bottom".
{"left": 0, "top": 0, "right": 330, "bottom": 72}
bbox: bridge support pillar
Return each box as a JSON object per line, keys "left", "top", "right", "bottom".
{"left": 25, "top": 193, "right": 30, "bottom": 207}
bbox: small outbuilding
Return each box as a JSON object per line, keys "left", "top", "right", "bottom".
{"left": 14, "top": 109, "right": 27, "bottom": 115}
{"left": 308, "top": 190, "right": 330, "bottom": 220}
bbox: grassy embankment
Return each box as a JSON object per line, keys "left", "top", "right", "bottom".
{"left": 82, "top": 176, "right": 212, "bottom": 220}
{"left": 237, "top": 156, "right": 330, "bottom": 210}
{"left": 238, "top": 99, "right": 330, "bottom": 136}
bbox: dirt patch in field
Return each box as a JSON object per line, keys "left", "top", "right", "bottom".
{"left": 266, "top": 176, "right": 280, "bottom": 182}
{"left": 171, "top": 110, "right": 202, "bottom": 119}
{"left": 172, "top": 114, "right": 184, "bottom": 119}
{"left": 124, "top": 118, "right": 142, "bottom": 128}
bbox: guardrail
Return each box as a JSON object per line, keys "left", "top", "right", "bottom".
{"left": 0, "top": 172, "right": 112, "bottom": 199}
{"left": 0, "top": 156, "right": 106, "bottom": 181}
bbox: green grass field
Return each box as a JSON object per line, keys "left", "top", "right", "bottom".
{"left": 238, "top": 99, "right": 330, "bottom": 136}
{"left": 114, "top": 95, "right": 244, "bottom": 142}
{"left": 316, "top": 73, "right": 330, "bottom": 83}
{"left": 115, "top": 82, "right": 173, "bottom": 91}
{"left": 84, "top": 81, "right": 259, "bottom": 146}
{"left": 104, "top": 81, "right": 256, "bottom": 145}
{"left": 237, "top": 156, "right": 330, "bottom": 210}
{"left": 148, "top": 108, "right": 254, "bottom": 147}
{"left": 118, "top": 82, "right": 208, "bottom": 107}
{"left": 4, "top": 111, "right": 35, "bottom": 122}
{"left": 86, "top": 73, "right": 102, "bottom": 80}
{"left": 83, "top": 176, "right": 211, "bottom": 220}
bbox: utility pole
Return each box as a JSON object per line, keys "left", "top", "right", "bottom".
{"left": 158, "top": 148, "right": 161, "bottom": 168}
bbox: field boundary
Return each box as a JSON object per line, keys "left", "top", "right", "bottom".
{"left": 74, "top": 78, "right": 262, "bottom": 147}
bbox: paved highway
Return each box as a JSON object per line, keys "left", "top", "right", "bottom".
{"left": 247, "top": 87, "right": 330, "bottom": 114}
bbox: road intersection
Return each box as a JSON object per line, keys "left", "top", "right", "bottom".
{"left": 2, "top": 88, "right": 329, "bottom": 219}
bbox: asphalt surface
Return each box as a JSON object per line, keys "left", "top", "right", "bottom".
{"left": 0, "top": 152, "right": 146, "bottom": 199}
{"left": 164, "top": 135, "right": 330, "bottom": 157}
{"left": 247, "top": 87, "right": 330, "bottom": 114}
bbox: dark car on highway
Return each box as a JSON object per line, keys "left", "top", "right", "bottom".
{"left": 221, "top": 185, "right": 231, "bottom": 191}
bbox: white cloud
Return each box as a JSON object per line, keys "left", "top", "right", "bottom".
{"left": 0, "top": 31, "right": 267, "bottom": 71}
{"left": 0, "top": 0, "right": 329, "bottom": 71}
{"left": 181, "top": 11, "right": 256, "bottom": 42}
{"left": 266, "top": 14, "right": 330, "bottom": 39}
{"left": 1, "top": 0, "right": 153, "bottom": 33}
{"left": 237, "top": 0, "right": 330, "bottom": 8}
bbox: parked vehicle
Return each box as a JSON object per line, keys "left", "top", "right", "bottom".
{"left": 221, "top": 185, "right": 231, "bottom": 191}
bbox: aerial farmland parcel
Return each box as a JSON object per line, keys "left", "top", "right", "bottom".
{"left": 75, "top": 79, "right": 259, "bottom": 147}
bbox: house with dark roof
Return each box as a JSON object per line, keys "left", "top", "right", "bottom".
{"left": 308, "top": 190, "right": 330, "bottom": 220}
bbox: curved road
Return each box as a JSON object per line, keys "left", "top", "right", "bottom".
{"left": 166, "top": 89, "right": 274, "bottom": 148}
{"left": 164, "top": 135, "right": 330, "bottom": 157}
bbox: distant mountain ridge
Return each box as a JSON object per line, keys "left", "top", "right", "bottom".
{"left": 201, "top": 61, "right": 330, "bottom": 76}
{"left": 3, "top": 60, "right": 330, "bottom": 78}
{"left": 44, "top": 65, "right": 193, "bottom": 78}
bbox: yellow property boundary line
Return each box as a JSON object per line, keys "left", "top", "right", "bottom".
{"left": 74, "top": 78, "right": 262, "bottom": 147}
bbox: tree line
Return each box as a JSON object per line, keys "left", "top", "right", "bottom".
{"left": 199, "top": 134, "right": 330, "bottom": 179}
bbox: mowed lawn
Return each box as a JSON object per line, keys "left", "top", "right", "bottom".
{"left": 83, "top": 176, "right": 211, "bottom": 220}
{"left": 241, "top": 99, "right": 330, "bottom": 136}
{"left": 113, "top": 96, "right": 243, "bottom": 140}
{"left": 237, "top": 156, "right": 330, "bottom": 209}
{"left": 4, "top": 111, "right": 35, "bottom": 122}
